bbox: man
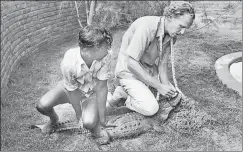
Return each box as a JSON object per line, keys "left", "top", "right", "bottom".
{"left": 36, "top": 26, "right": 113, "bottom": 144}
{"left": 107, "top": 1, "right": 195, "bottom": 120}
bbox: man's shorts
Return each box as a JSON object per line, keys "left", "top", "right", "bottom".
{"left": 57, "top": 80, "right": 95, "bottom": 104}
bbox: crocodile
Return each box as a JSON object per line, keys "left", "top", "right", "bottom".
{"left": 31, "top": 87, "right": 217, "bottom": 144}
{"left": 36, "top": 89, "right": 217, "bottom": 143}
{"left": 102, "top": 91, "right": 218, "bottom": 140}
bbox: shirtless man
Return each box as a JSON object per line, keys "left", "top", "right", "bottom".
{"left": 107, "top": 2, "right": 195, "bottom": 119}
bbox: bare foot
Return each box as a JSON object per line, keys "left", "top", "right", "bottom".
{"left": 41, "top": 120, "right": 55, "bottom": 134}
{"left": 95, "top": 130, "right": 110, "bottom": 145}
{"left": 41, "top": 114, "right": 59, "bottom": 134}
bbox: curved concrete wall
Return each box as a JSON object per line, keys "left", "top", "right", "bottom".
{"left": 1, "top": 1, "right": 86, "bottom": 91}
{"left": 215, "top": 52, "right": 242, "bottom": 96}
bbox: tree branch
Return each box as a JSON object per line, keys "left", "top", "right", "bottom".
{"left": 85, "top": 0, "right": 90, "bottom": 24}
{"left": 71, "top": 1, "right": 82, "bottom": 14}
{"left": 87, "top": 1, "right": 96, "bottom": 25}
{"left": 74, "top": 1, "right": 83, "bottom": 28}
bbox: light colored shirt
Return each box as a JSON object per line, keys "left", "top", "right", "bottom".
{"left": 60, "top": 47, "right": 112, "bottom": 97}
{"left": 115, "top": 16, "right": 175, "bottom": 79}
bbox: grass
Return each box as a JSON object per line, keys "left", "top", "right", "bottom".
{"left": 1, "top": 2, "right": 242, "bottom": 151}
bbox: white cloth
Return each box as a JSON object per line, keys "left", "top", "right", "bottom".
{"left": 119, "top": 77, "right": 159, "bottom": 116}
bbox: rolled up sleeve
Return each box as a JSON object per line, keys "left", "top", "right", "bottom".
{"left": 126, "top": 27, "right": 152, "bottom": 61}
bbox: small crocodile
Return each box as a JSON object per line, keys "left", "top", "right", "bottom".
{"left": 103, "top": 93, "right": 218, "bottom": 140}
{"left": 31, "top": 89, "right": 217, "bottom": 144}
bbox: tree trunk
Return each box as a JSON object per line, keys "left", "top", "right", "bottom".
{"left": 126, "top": 1, "right": 130, "bottom": 14}
{"left": 74, "top": 1, "right": 83, "bottom": 28}
{"left": 87, "top": 1, "right": 96, "bottom": 25}
{"left": 85, "top": 0, "right": 90, "bottom": 25}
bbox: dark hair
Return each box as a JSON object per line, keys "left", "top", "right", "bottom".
{"left": 78, "top": 26, "right": 113, "bottom": 48}
{"left": 163, "top": 1, "right": 195, "bottom": 20}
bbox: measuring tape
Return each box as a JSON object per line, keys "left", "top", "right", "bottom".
{"left": 156, "top": 37, "right": 184, "bottom": 100}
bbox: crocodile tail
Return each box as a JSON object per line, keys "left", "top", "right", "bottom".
{"left": 55, "top": 126, "right": 91, "bottom": 134}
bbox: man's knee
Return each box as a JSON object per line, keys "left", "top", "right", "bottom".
{"left": 142, "top": 102, "right": 159, "bottom": 116}
{"left": 135, "top": 93, "right": 159, "bottom": 116}
{"left": 36, "top": 97, "right": 52, "bottom": 113}
{"left": 82, "top": 115, "right": 97, "bottom": 129}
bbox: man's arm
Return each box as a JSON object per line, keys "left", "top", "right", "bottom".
{"left": 128, "top": 56, "right": 176, "bottom": 98}
{"left": 127, "top": 57, "right": 162, "bottom": 89}
{"left": 126, "top": 26, "right": 176, "bottom": 97}
{"left": 126, "top": 26, "right": 162, "bottom": 89}
{"left": 96, "top": 79, "right": 108, "bottom": 125}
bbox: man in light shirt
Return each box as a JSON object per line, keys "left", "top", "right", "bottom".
{"left": 36, "top": 26, "right": 113, "bottom": 144}
{"left": 107, "top": 2, "right": 195, "bottom": 120}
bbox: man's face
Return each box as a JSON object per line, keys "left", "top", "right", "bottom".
{"left": 91, "top": 41, "right": 110, "bottom": 60}
{"left": 166, "top": 13, "right": 194, "bottom": 37}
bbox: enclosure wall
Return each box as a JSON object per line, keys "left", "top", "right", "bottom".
{"left": 1, "top": 1, "right": 86, "bottom": 91}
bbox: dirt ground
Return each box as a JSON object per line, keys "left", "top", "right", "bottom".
{"left": 1, "top": 1, "right": 242, "bottom": 151}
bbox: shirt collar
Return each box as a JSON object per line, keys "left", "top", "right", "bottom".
{"left": 156, "top": 16, "right": 165, "bottom": 38}
{"left": 78, "top": 48, "right": 95, "bottom": 72}
{"left": 156, "top": 16, "right": 173, "bottom": 44}
{"left": 78, "top": 48, "right": 86, "bottom": 66}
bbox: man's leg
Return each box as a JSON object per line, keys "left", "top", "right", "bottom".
{"left": 82, "top": 97, "right": 109, "bottom": 144}
{"left": 119, "top": 78, "right": 159, "bottom": 116}
{"left": 36, "top": 87, "right": 70, "bottom": 134}
{"left": 82, "top": 97, "right": 99, "bottom": 133}
{"left": 106, "top": 86, "right": 128, "bottom": 109}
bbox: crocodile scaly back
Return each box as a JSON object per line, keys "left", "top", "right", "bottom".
{"left": 106, "top": 112, "right": 152, "bottom": 139}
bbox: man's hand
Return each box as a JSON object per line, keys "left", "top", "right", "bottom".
{"left": 76, "top": 117, "right": 83, "bottom": 128}
{"left": 157, "top": 83, "right": 177, "bottom": 98}
{"left": 96, "top": 80, "right": 109, "bottom": 129}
